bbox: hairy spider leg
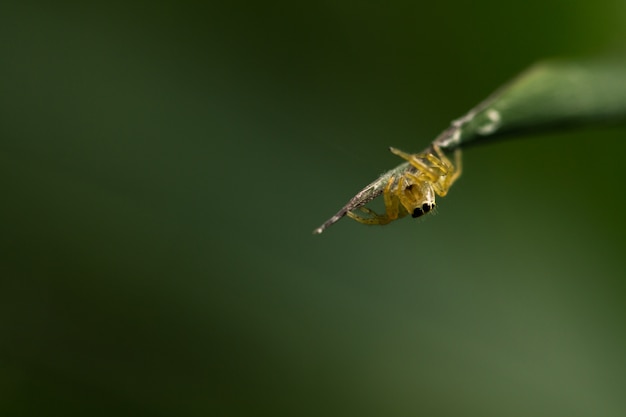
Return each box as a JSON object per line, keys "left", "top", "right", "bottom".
{"left": 390, "top": 145, "right": 461, "bottom": 197}
{"left": 347, "top": 176, "right": 404, "bottom": 225}
{"left": 429, "top": 145, "right": 462, "bottom": 196}
{"left": 383, "top": 175, "right": 401, "bottom": 221}
{"left": 431, "top": 144, "right": 462, "bottom": 180}
{"left": 389, "top": 147, "right": 443, "bottom": 183}
{"left": 347, "top": 206, "right": 393, "bottom": 224}
{"left": 429, "top": 144, "right": 462, "bottom": 179}
{"left": 449, "top": 147, "right": 462, "bottom": 182}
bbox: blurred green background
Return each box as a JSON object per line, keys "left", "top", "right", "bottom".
{"left": 2, "top": 1, "right": 626, "bottom": 416}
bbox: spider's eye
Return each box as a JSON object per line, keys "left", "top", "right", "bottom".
{"left": 412, "top": 203, "right": 434, "bottom": 218}
{"left": 412, "top": 207, "right": 425, "bottom": 218}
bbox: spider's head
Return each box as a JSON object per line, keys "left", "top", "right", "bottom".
{"left": 402, "top": 179, "right": 436, "bottom": 219}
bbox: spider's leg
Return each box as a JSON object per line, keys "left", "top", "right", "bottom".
{"left": 346, "top": 177, "right": 396, "bottom": 225}
{"left": 391, "top": 146, "right": 454, "bottom": 197}
{"left": 431, "top": 144, "right": 454, "bottom": 168}
{"left": 431, "top": 144, "right": 462, "bottom": 181}
{"left": 383, "top": 175, "right": 401, "bottom": 221}
{"left": 450, "top": 148, "right": 462, "bottom": 182}
{"left": 389, "top": 147, "right": 441, "bottom": 182}
{"left": 347, "top": 206, "right": 393, "bottom": 225}
{"left": 423, "top": 152, "right": 450, "bottom": 172}
{"left": 347, "top": 176, "right": 407, "bottom": 225}
{"left": 432, "top": 148, "right": 462, "bottom": 195}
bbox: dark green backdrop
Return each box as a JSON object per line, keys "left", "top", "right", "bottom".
{"left": 2, "top": 2, "right": 626, "bottom": 416}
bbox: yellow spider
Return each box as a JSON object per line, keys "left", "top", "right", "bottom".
{"left": 347, "top": 144, "right": 462, "bottom": 225}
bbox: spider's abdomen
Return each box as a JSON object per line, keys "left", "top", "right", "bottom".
{"left": 412, "top": 202, "right": 434, "bottom": 218}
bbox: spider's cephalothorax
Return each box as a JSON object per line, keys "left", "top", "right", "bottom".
{"left": 347, "top": 144, "right": 461, "bottom": 225}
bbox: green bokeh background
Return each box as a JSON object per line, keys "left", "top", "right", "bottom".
{"left": 2, "top": 2, "right": 626, "bottom": 416}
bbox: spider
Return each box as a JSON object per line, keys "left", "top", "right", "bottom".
{"left": 347, "top": 144, "right": 462, "bottom": 225}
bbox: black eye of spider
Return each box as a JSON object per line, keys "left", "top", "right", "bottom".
{"left": 412, "top": 203, "right": 434, "bottom": 218}
{"left": 412, "top": 207, "right": 424, "bottom": 218}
